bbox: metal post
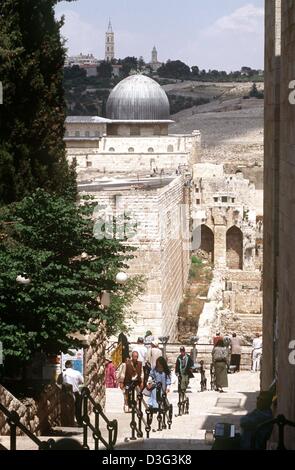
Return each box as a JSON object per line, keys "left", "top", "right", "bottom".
{"left": 159, "top": 336, "right": 170, "bottom": 361}
{"left": 129, "top": 385, "right": 137, "bottom": 440}
{"left": 136, "top": 389, "right": 143, "bottom": 438}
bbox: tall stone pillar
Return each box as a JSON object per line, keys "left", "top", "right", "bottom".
{"left": 214, "top": 225, "right": 227, "bottom": 268}
{"left": 262, "top": 0, "right": 281, "bottom": 391}
{"left": 277, "top": 0, "right": 295, "bottom": 449}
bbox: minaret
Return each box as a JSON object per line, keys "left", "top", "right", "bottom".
{"left": 105, "top": 19, "right": 115, "bottom": 62}
{"left": 152, "top": 46, "right": 158, "bottom": 64}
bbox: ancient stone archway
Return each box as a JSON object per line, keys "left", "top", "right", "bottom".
{"left": 226, "top": 226, "right": 243, "bottom": 269}
{"left": 200, "top": 225, "right": 214, "bottom": 263}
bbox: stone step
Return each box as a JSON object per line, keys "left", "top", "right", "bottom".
{"left": 105, "top": 387, "right": 124, "bottom": 414}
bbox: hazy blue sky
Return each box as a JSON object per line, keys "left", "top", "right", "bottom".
{"left": 55, "top": 0, "right": 264, "bottom": 71}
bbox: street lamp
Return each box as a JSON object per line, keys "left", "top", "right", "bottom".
{"left": 190, "top": 336, "right": 199, "bottom": 365}
{"left": 16, "top": 273, "right": 31, "bottom": 286}
{"left": 159, "top": 335, "right": 170, "bottom": 361}
{"left": 115, "top": 272, "right": 128, "bottom": 285}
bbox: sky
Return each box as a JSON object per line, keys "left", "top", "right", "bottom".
{"left": 55, "top": 0, "right": 264, "bottom": 71}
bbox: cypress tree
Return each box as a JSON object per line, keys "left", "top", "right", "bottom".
{"left": 0, "top": 0, "right": 77, "bottom": 204}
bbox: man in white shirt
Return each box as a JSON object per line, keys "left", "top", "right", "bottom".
{"left": 147, "top": 340, "right": 162, "bottom": 369}
{"left": 132, "top": 338, "right": 147, "bottom": 365}
{"left": 62, "top": 360, "right": 84, "bottom": 425}
{"left": 252, "top": 334, "right": 262, "bottom": 372}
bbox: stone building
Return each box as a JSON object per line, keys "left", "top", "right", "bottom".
{"left": 263, "top": 0, "right": 295, "bottom": 448}
{"left": 65, "top": 74, "right": 199, "bottom": 340}
{"left": 191, "top": 163, "right": 263, "bottom": 340}
{"left": 65, "top": 75, "right": 201, "bottom": 178}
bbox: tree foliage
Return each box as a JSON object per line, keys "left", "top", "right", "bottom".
{"left": 158, "top": 60, "right": 191, "bottom": 79}
{"left": 0, "top": 0, "right": 77, "bottom": 205}
{"left": 0, "top": 189, "right": 144, "bottom": 361}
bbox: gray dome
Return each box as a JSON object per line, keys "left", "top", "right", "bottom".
{"left": 106, "top": 74, "right": 170, "bottom": 120}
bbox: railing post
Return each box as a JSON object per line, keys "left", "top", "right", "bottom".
{"left": 129, "top": 384, "right": 137, "bottom": 441}
{"left": 81, "top": 389, "right": 90, "bottom": 450}
{"left": 190, "top": 336, "right": 199, "bottom": 365}
{"left": 145, "top": 407, "right": 153, "bottom": 439}
{"left": 136, "top": 389, "right": 143, "bottom": 438}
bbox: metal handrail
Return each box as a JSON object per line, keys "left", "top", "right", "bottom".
{"left": 252, "top": 414, "right": 295, "bottom": 450}
{"left": 0, "top": 402, "right": 55, "bottom": 450}
{"left": 80, "top": 387, "right": 118, "bottom": 450}
{"left": 126, "top": 381, "right": 144, "bottom": 441}
{"left": 155, "top": 384, "right": 173, "bottom": 432}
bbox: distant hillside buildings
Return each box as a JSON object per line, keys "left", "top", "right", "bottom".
{"left": 65, "top": 21, "right": 162, "bottom": 77}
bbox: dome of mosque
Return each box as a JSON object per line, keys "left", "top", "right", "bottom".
{"left": 106, "top": 74, "right": 170, "bottom": 120}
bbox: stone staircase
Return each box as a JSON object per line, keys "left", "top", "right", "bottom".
{"left": 0, "top": 372, "right": 260, "bottom": 451}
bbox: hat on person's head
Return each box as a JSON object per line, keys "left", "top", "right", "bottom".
{"left": 152, "top": 339, "right": 159, "bottom": 347}
{"left": 145, "top": 330, "right": 153, "bottom": 337}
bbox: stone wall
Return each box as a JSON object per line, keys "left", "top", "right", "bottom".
{"left": 66, "top": 132, "right": 201, "bottom": 175}
{"left": 0, "top": 321, "right": 107, "bottom": 436}
{"left": 85, "top": 177, "right": 190, "bottom": 341}
{"left": 276, "top": 0, "right": 295, "bottom": 448}
{"left": 0, "top": 383, "right": 74, "bottom": 436}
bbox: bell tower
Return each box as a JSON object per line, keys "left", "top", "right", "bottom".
{"left": 105, "top": 19, "right": 115, "bottom": 62}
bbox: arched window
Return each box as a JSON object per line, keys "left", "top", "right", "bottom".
{"left": 128, "top": 147, "right": 134, "bottom": 153}
{"left": 200, "top": 225, "right": 214, "bottom": 263}
{"left": 109, "top": 147, "right": 115, "bottom": 152}
{"left": 148, "top": 148, "right": 154, "bottom": 153}
{"left": 226, "top": 226, "right": 243, "bottom": 270}
{"left": 167, "top": 144, "right": 174, "bottom": 152}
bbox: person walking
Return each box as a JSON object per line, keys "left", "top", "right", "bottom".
{"left": 60, "top": 360, "right": 84, "bottom": 425}
{"left": 104, "top": 356, "right": 117, "bottom": 388}
{"left": 119, "top": 351, "right": 143, "bottom": 413}
{"left": 118, "top": 332, "right": 130, "bottom": 363}
{"left": 175, "top": 346, "right": 194, "bottom": 396}
{"left": 252, "top": 333, "right": 262, "bottom": 372}
{"left": 212, "top": 339, "right": 229, "bottom": 392}
{"left": 147, "top": 340, "right": 162, "bottom": 370}
{"left": 230, "top": 333, "right": 242, "bottom": 372}
{"left": 213, "top": 332, "right": 223, "bottom": 346}
{"left": 146, "top": 357, "right": 171, "bottom": 411}
{"left": 132, "top": 337, "right": 148, "bottom": 385}
{"left": 144, "top": 330, "right": 154, "bottom": 346}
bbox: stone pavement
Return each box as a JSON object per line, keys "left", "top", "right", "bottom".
{"left": 0, "top": 371, "right": 260, "bottom": 450}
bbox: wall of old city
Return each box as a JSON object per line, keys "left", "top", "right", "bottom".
{"left": 66, "top": 132, "right": 201, "bottom": 175}
{"left": 83, "top": 177, "right": 190, "bottom": 341}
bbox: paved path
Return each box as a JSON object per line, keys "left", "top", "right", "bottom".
{"left": 0, "top": 371, "right": 260, "bottom": 450}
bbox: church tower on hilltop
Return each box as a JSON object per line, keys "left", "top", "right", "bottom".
{"left": 105, "top": 19, "right": 115, "bottom": 62}
{"left": 151, "top": 46, "right": 158, "bottom": 64}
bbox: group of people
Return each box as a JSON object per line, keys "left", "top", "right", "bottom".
{"left": 211, "top": 331, "right": 263, "bottom": 393}
{"left": 105, "top": 332, "right": 195, "bottom": 413}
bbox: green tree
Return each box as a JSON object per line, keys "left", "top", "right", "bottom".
{"left": 158, "top": 60, "right": 191, "bottom": 79}
{"left": 97, "top": 61, "right": 113, "bottom": 80}
{"left": 121, "top": 56, "right": 138, "bottom": 77}
{"left": 0, "top": 189, "right": 144, "bottom": 362}
{"left": 0, "top": 0, "right": 77, "bottom": 205}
